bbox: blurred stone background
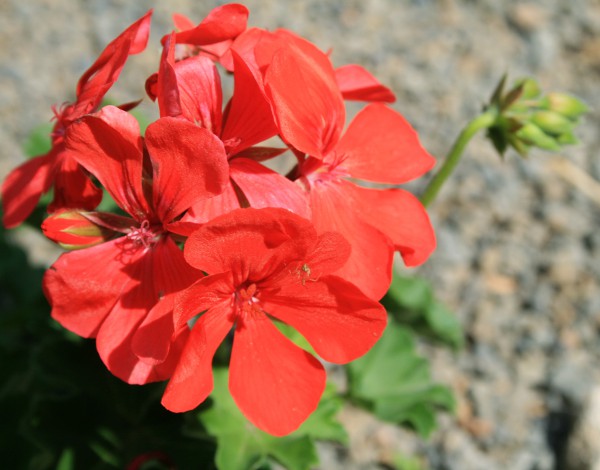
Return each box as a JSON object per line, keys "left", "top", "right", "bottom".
{"left": 1, "top": 0, "right": 599, "bottom": 468}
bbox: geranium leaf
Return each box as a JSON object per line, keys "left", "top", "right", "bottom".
{"left": 273, "top": 321, "right": 315, "bottom": 356}
{"left": 424, "top": 300, "right": 464, "bottom": 349}
{"left": 201, "top": 368, "right": 348, "bottom": 470}
{"left": 382, "top": 274, "right": 463, "bottom": 349}
{"left": 295, "top": 383, "right": 348, "bottom": 444}
{"left": 347, "top": 322, "right": 455, "bottom": 438}
{"left": 384, "top": 275, "right": 433, "bottom": 313}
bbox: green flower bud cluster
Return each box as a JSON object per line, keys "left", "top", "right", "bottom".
{"left": 485, "top": 75, "right": 588, "bottom": 157}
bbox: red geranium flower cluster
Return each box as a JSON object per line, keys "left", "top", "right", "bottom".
{"left": 2, "top": 4, "right": 436, "bottom": 435}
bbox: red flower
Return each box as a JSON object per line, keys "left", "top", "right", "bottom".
{"left": 147, "top": 34, "right": 309, "bottom": 229}
{"left": 335, "top": 64, "right": 396, "bottom": 103}
{"left": 42, "top": 106, "right": 229, "bottom": 384}
{"left": 164, "top": 3, "right": 249, "bottom": 70}
{"left": 261, "top": 37, "right": 436, "bottom": 299}
{"left": 160, "top": 208, "right": 387, "bottom": 436}
{"left": 1, "top": 10, "right": 152, "bottom": 228}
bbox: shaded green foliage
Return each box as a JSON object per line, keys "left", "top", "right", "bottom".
{"left": 200, "top": 369, "right": 347, "bottom": 470}
{"left": 383, "top": 273, "right": 463, "bottom": 349}
{"left": 0, "top": 226, "right": 215, "bottom": 469}
{"left": 347, "top": 321, "right": 455, "bottom": 438}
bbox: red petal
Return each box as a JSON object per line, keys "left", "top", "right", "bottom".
{"left": 230, "top": 27, "right": 268, "bottom": 83}
{"left": 48, "top": 153, "right": 103, "bottom": 213}
{"left": 264, "top": 39, "right": 345, "bottom": 158}
{"left": 95, "top": 237, "right": 197, "bottom": 384}
{"left": 74, "top": 10, "right": 152, "bottom": 115}
{"left": 184, "top": 208, "right": 316, "bottom": 282}
{"left": 95, "top": 292, "right": 157, "bottom": 384}
{"left": 2, "top": 150, "right": 55, "bottom": 228}
{"left": 221, "top": 51, "right": 277, "bottom": 155}
{"left": 208, "top": 42, "right": 236, "bottom": 71}
{"left": 145, "top": 118, "right": 229, "bottom": 222}
{"left": 168, "top": 4, "right": 248, "bottom": 46}
{"left": 229, "top": 158, "right": 311, "bottom": 219}
{"left": 64, "top": 106, "right": 149, "bottom": 218}
{"left": 42, "top": 237, "right": 144, "bottom": 338}
{"left": 304, "top": 231, "right": 351, "bottom": 275}
{"left": 156, "top": 33, "right": 183, "bottom": 119}
{"left": 173, "top": 271, "right": 234, "bottom": 330}
{"left": 97, "top": 311, "right": 187, "bottom": 385}
{"left": 262, "top": 275, "right": 387, "bottom": 363}
{"left": 181, "top": 179, "right": 241, "bottom": 225}
{"left": 130, "top": 294, "right": 176, "bottom": 366}
{"left": 131, "top": 300, "right": 194, "bottom": 377}
{"left": 229, "top": 314, "right": 325, "bottom": 436}
{"left": 162, "top": 301, "right": 234, "bottom": 412}
{"left": 309, "top": 181, "right": 394, "bottom": 300}
{"left": 172, "top": 13, "right": 195, "bottom": 32}
{"left": 173, "top": 56, "right": 223, "bottom": 132}
{"left": 132, "top": 237, "right": 202, "bottom": 364}
{"left": 170, "top": 13, "right": 237, "bottom": 70}
{"left": 336, "top": 103, "right": 435, "bottom": 184}
{"left": 335, "top": 64, "right": 396, "bottom": 103}
{"left": 341, "top": 181, "right": 436, "bottom": 266}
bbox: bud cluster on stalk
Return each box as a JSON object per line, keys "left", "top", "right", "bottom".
{"left": 486, "top": 75, "right": 588, "bottom": 157}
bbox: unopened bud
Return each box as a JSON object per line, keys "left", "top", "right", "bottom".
{"left": 515, "top": 78, "right": 541, "bottom": 100}
{"left": 516, "top": 123, "right": 561, "bottom": 151}
{"left": 542, "top": 93, "right": 589, "bottom": 119}
{"left": 531, "top": 110, "right": 574, "bottom": 136}
{"left": 557, "top": 131, "right": 579, "bottom": 146}
{"left": 507, "top": 134, "right": 530, "bottom": 157}
{"left": 42, "top": 210, "right": 114, "bottom": 250}
{"left": 485, "top": 75, "right": 586, "bottom": 159}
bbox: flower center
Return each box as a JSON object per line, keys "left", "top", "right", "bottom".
{"left": 234, "top": 283, "right": 262, "bottom": 320}
{"left": 126, "top": 219, "right": 159, "bottom": 248}
{"left": 223, "top": 137, "right": 242, "bottom": 156}
{"left": 296, "top": 154, "right": 350, "bottom": 190}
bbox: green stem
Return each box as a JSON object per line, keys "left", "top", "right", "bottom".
{"left": 420, "top": 109, "right": 497, "bottom": 208}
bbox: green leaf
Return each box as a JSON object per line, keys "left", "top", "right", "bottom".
{"left": 55, "top": 448, "right": 74, "bottom": 470}
{"left": 296, "top": 383, "right": 348, "bottom": 444}
{"left": 423, "top": 301, "right": 464, "bottom": 349}
{"left": 200, "top": 368, "right": 319, "bottom": 470}
{"left": 347, "top": 322, "right": 455, "bottom": 438}
{"left": 23, "top": 122, "right": 53, "bottom": 158}
{"left": 382, "top": 274, "right": 463, "bottom": 349}
{"left": 273, "top": 321, "right": 315, "bottom": 356}
{"left": 384, "top": 275, "right": 433, "bottom": 314}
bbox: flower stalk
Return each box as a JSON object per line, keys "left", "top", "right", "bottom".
{"left": 420, "top": 75, "right": 587, "bottom": 208}
{"left": 420, "top": 109, "right": 497, "bottom": 208}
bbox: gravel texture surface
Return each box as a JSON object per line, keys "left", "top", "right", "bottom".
{"left": 1, "top": 1, "right": 599, "bottom": 468}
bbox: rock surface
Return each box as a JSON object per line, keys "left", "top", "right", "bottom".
{"left": 1, "top": 0, "right": 599, "bottom": 468}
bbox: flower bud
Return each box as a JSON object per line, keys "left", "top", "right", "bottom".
{"left": 556, "top": 131, "right": 578, "bottom": 146}
{"left": 515, "top": 123, "right": 560, "bottom": 151}
{"left": 507, "top": 134, "right": 530, "bottom": 157}
{"left": 531, "top": 110, "right": 574, "bottom": 136}
{"left": 542, "top": 92, "right": 588, "bottom": 119}
{"left": 514, "top": 77, "right": 541, "bottom": 100}
{"left": 485, "top": 75, "right": 587, "bottom": 158}
{"left": 42, "top": 210, "right": 116, "bottom": 250}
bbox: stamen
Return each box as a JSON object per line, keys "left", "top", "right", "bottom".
{"left": 223, "top": 137, "right": 242, "bottom": 155}
{"left": 126, "top": 220, "right": 157, "bottom": 248}
{"left": 298, "top": 153, "right": 350, "bottom": 187}
{"left": 234, "top": 283, "right": 262, "bottom": 319}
